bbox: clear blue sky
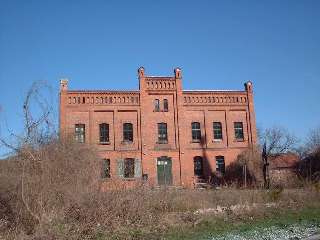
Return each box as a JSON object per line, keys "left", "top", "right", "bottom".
{"left": 0, "top": 0, "right": 319, "bottom": 156}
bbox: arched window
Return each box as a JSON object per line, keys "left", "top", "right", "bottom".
{"left": 154, "top": 99, "right": 160, "bottom": 112}
{"left": 163, "top": 99, "right": 168, "bottom": 112}
{"left": 99, "top": 123, "right": 109, "bottom": 143}
{"left": 191, "top": 122, "right": 201, "bottom": 142}
{"left": 123, "top": 123, "right": 133, "bottom": 142}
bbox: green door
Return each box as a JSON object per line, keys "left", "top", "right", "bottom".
{"left": 157, "top": 157, "right": 172, "bottom": 186}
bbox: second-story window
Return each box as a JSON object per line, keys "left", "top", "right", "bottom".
{"left": 75, "top": 124, "right": 85, "bottom": 143}
{"left": 191, "top": 122, "right": 201, "bottom": 142}
{"left": 99, "top": 123, "right": 109, "bottom": 143}
{"left": 213, "top": 122, "right": 223, "bottom": 140}
{"left": 163, "top": 99, "right": 168, "bottom": 112}
{"left": 154, "top": 99, "right": 160, "bottom": 112}
{"left": 123, "top": 123, "right": 133, "bottom": 142}
{"left": 158, "top": 123, "right": 168, "bottom": 143}
{"left": 234, "top": 122, "right": 244, "bottom": 140}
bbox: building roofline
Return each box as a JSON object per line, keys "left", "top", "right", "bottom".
{"left": 67, "top": 90, "right": 139, "bottom": 94}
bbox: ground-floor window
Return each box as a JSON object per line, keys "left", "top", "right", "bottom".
{"left": 101, "top": 159, "right": 110, "bottom": 178}
{"left": 216, "top": 156, "right": 225, "bottom": 174}
{"left": 124, "top": 158, "right": 135, "bottom": 178}
{"left": 194, "top": 156, "right": 203, "bottom": 176}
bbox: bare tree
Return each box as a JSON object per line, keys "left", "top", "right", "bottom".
{"left": 260, "top": 126, "right": 297, "bottom": 188}
{"left": 0, "top": 81, "right": 100, "bottom": 229}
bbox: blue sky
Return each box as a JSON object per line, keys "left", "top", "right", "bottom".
{"left": 0, "top": 0, "right": 319, "bottom": 156}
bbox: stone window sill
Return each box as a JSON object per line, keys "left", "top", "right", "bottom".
{"left": 99, "top": 142, "right": 110, "bottom": 145}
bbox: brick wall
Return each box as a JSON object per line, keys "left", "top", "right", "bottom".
{"left": 59, "top": 67, "right": 257, "bottom": 188}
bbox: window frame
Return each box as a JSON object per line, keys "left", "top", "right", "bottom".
{"left": 215, "top": 156, "right": 225, "bottom": 174}
{"left": 124, "top": 158, "right": 135, "bottom": 178}
{"left": 234, "top": 122, "right": 244, "bottom": 141}
{"left": 75, "top": 124, "right": 85, "bottom": 143}
{"left": 191, "top": 122, "right": 201, "bottom": 142}
{"left": 123, "top": 123, "right": 133, "bottom": 142}
{"left": 101, "top": 159, "right": 110, "bottom": 178}
{"left": 99, "top": 123, "right": 110, "bottom": 144}
{"left": 157, "top": 122, "right": 168, "bottom": 143}
{"left": 163, "top": 99, "right": 168, "bottom": 112}
{"left": 213, "top": 122, "right": 223, "bottom": 141}
{"left": 154, "top": 99, "right": 160, "bottom": 112}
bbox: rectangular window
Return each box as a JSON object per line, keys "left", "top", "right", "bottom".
{"left": 154, "top": 99, "right": 160, "bottom": 112}
{"left": 101, "top": 159, "right": 110, "bottom": 178}
{"left": 158, "top": 123, "right": 168, "bottom": 143}
{"left": 191, "top": 122, "right": 201, "bottom": 142}
{"left": 234, "top": 122, "right": 244, "bottom": 140}
{"left": 99, "top": 123, "right": 109, "bottom": 143}
{"left": 123, "top": 123, "right": 133, "bottom": 142}
{"left": 216, "top": 156, "right": 225, "bottom": 174}
{"left": 213, "top": 122, "right": 223, "bottom": 140}
{"left": 75, "top": 124, "right": 85, "bottom": 143}
{"left": 124, "top": 158, "right": 135, "bottom": 178}
{"left": 163, "top": 99, "right": 168, "bottom": 112}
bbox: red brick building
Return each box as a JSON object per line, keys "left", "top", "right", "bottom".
{"left": 59, "top": 67, "right": 257, "bottom": 188}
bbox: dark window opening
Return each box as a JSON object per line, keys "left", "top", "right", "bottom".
{"left": 234, "top": 122, "right": 244, "bottom": 140}
{"left": 158, "top": 123, "right": 168, "bottom": 143}
{"left": 75, "top": 124, "right": 85, "bottom": 143}
{"left": 213, "top": 122, "right": 223, "bottom": 140}
{"left": 101, "top": 159, "right": 110, "bottom": 178}
{"left": 216, "top": 156, "right": 225, "bottom": 174}
{"left": 123, "top": 123, "right": 133, "bottom": 142}
{"left": 154, "top": 99, "right": 160, "bottom": 112}
{"left": 124, "top": 158, "right": 135, "bottom": 178}
{"left": 163, "top": 99, "right": 168, "bottom": 112}
{"left": 194, "top": 156, "right": 203, "bottom": 176}
{"left": 99, "top": 123, "right": 109, "bottom": 143}
{"left": 191, "top": 122, "right": 201, "bottom": 142}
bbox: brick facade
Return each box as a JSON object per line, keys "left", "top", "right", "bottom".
{"left": 59, "top": 67, "right": 257, "bottom": 188}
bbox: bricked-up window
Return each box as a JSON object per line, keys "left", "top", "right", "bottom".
{"left": 234, "top": 122, "right": 244, "bottom": 140}
{"left": 101, "top": 159, "right": 110, "bottom": 178}
{"left": 124, "top": 158, "right": 135, "bottom": 178}
{"left": 99, "top": 123, "right": 109, "bottom": 143}
{"left": 191, "top": 122, "right": 201, "bottom": 142}
{"left": 216, "top": 156, "right": 225, "bottom": 174}
{"left": 213, "top": 122, "right": 223, "bottom": 140}
{"left": 75, "top": 124, "right": 85, "bottom": 143}
{"left": 123, "top": 123, "right": 133, "bottom": 142}
{"left": 154, "top": 99, "right": 160, "bottom": 112}
{"left": 158, "top": 123, "right": 168, "bottom": 143}
{"left": 163, "top": 99, "right": 168, "bottom": 112}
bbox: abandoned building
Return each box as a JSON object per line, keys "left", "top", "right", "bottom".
{"left": 59, "top": 67, "right": 257, "bottom": 188}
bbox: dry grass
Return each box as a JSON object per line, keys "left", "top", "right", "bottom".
{"left": 0, "top": 140, "right": 320, "bottom": 240}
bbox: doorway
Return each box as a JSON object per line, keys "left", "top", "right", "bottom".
{"left": 157, "top": 156, "right": 172, "bottom": 185}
